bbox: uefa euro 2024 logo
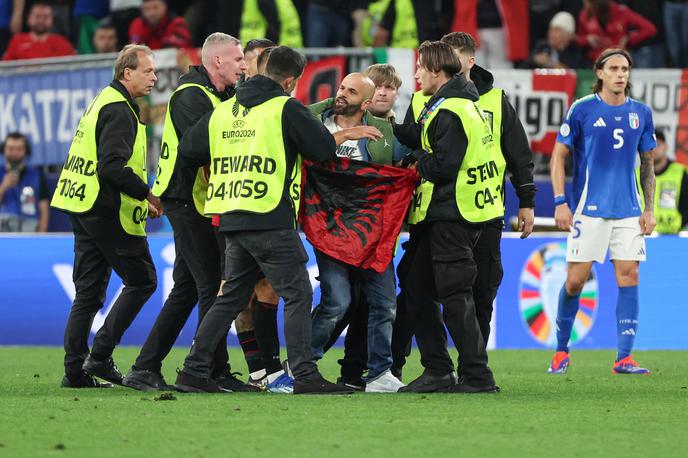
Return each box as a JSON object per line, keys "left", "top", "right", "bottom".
{"left": 518, "top": 242, "right": 598, "bottom": 347}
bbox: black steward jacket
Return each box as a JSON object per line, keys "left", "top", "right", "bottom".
{"left": 160, "top": 65, "right": 232, "bottom": 202}
{"left": 89, "top": 80, "right": 149, "bottom": 217}
{"left": 178, "top": 75, "right": 336, "bottom": 232}
{"left": 471, "top": 64, "right": 536, "bottom": 212}
{"left": 394, "top": 75, "right": 480, "bottom": 224}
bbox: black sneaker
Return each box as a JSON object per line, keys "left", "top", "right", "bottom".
{"left": 174, "top": 369, "right": 223, "bottom": 393}
{"left": 438, "top": 382, "right": 501, "bottom": 394}
{"left": 82, "top": 354, "right": 123, "bottom": 385}
{"left": 122, "top": 367, "right": 173, "bottom": 392}
{"left": 397, "top": 370, "right": 457, "bottom": 393}
{"left": 337, "top": 376, "right": 365, "bottom": 391}
{"left": 214, "top": 368, "right": 262, "bottom": 393}
{"left": 61, "top": 372, "right": 113, "bottom": 388}
{"left": 391, "top": 366, "right": 403, "bottom": 381}
{"left": 294, "top": 374, "right": 355, "bottom": 395}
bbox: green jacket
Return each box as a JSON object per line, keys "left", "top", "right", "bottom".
{"left": 308, "top": 98, "right": 394, "bottom": 166}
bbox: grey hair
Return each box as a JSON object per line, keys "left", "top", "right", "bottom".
{"left": 201, "top": 33, "right": 240, "bottom": 66}
{"left": 114, "top": 44, "right": 153, "bottom": 80}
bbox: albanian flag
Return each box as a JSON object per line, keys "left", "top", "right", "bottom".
{"left": 300, "top": 157, "right": 419, "bottom": 273}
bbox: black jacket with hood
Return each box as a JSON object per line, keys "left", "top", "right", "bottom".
{"left": 470, "top": 64, "right": 535, "bottom": 212}
{"left": 408, "top": 74, "right": 480, "bottom": 224}
{"left": 178, "top": 74, "right": 336, "bottom": 232}
{"left": 161, "top": 65, "right": 233, "bottom": 203}
{"left": 395, "top": 69, "right": 536, "bottom": 225}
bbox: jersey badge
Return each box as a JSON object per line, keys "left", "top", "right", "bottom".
{"left": 629, "top": 113, "right": 639, "bottom": 129}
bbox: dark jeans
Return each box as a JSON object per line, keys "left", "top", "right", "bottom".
{"left": 311, "top": 250, "right": 397, "bottom": 379}
{"left": 134, "top": 200, "right": 226, "bottom": 376}
{"left": 404, "top": 221, "right": 494, "bottom": 387}
{"left": 183, "top": 229, "right": 318, "bottom": 380}
{"left": 473, "top": 223, "right": 504, "bottom": 344}
{"left": 64, "top": 213, "right": 157, "bottom": 377}
{"left": 321, "top": 273, "right": 412, "bottom": 380}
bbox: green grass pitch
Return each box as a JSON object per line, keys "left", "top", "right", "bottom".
{"left": 1, "top": 348, "right": 686, "bottom": 457}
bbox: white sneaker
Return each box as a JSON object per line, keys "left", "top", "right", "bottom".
{"left": 365, "top": 370, "right": 406, "bottom": 393}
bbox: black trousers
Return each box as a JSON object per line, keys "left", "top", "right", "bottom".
{"left": 404, "top": 221, "right": 494, "bottom": 386}
{"left": 64, "top": 213, "right": 157, "bottom": 377}
{"left": 184, "top": 229, "right": 318, "bottom": 380}
{"left": 472, "top": 222, "right": 504, "bottom": 344}
{"left": 134, "top": 200, "right": 226, "bottom": 376}
{"left": 394, "top": 222, "right": 504, "bottom": 372}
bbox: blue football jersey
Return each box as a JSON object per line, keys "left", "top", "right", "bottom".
{"left": 556, "top": 94, "right": 656, "bottom": 218}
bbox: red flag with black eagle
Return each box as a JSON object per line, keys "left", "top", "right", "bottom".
{"left": 299, "top": 157, "right": 419, "bottom": 273}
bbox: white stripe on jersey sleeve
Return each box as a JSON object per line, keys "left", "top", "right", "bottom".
{"left": 566, "top": 94, "right": 596, "bottom": 120}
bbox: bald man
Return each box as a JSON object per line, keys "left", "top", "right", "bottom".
{"left": 307, "top": 73, "right": 406, "bottom": 393}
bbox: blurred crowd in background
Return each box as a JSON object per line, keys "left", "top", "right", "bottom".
{"left": 1, "top": 0, "right": 687, "bottom": 70}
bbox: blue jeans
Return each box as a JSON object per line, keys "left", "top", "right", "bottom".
{"left": 311, "top": 250, "right": 397, "bottom": 379}
{"left": 306, "top": 3, "right": 351, "bottom": 47}
{"left": 664, "top": 2, "right": 688, "bottom": 67}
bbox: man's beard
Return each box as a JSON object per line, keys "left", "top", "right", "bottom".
{"left": 333, "top": 98, "right": 362, "bottom": 116}
{"left": 31, "top": 25, "right": 50, "bottom": 35}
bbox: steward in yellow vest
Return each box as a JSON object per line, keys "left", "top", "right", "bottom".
{"left": 177, "top": 73, "right": 335, "bottom": 231}
{"left": 173, "top": 46, "right": 351, "bottom": 394}
{"left": 441, "top": 31, "right": 535, "bottom": 349}
{"left": 393, "top": 41, "right": 498, "bottom": 393}
{"left": 239, "top": 0, "right": 303, "bottom": 48}
{"left": 646, "top": 161, "right": 688, "bottom": 233}
{"left": 407, "top": 74, "right": 505, "bottom": 225}
{"left": 637, "top": 129, "right": 688, "bottom": 234}
{"left": 124, "top": 34, "right": 256, "bottom": 393}
{"left": 366, "top": 0, "right": 418, "bottom": 48}
{"left": 51, "top": 83, "right": 151, "bottom": 236}
{"left": 152, "top": 66, "right": 232, "bottom": 215}
{"left": 52, "top": 45, "right": 160, "bottom": 389}
{"left": 401, "top": 67, "right": 535, "bottom": 223}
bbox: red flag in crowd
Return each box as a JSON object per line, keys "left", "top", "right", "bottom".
{"left": 299, "top": 158, "right": 419, "bottom": 273}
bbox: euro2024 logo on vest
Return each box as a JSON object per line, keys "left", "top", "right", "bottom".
{"left": 518, "top": 242, "right": 598, "bottom": 347}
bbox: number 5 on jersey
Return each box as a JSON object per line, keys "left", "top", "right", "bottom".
{"left": 613, "top": 128, "right": 624, "bottom": 150}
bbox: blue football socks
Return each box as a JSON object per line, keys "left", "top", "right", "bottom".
{"left": 616, "top": 285, "right": 639, "bottom": 361}
{"left": 555, "top": 286, "right": 580, "bottom": 353}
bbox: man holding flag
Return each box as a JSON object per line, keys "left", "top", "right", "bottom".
{"left": 304, "top": 72, "right": 411, "bottom": 393}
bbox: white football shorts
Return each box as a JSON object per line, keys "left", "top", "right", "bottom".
{"left": 566, "top": 214, "right": 646, "bottom": 263}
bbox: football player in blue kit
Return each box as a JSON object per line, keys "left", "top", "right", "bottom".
{"left": 548, "top": 48, "right": 656, "bottom": 375}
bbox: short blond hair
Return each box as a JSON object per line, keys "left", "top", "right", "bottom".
{"left": 363, "top": 64, "right": 402, "bottom": 89}
{"left": 114, "top": 44, "right": 153, "bottom": 80}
